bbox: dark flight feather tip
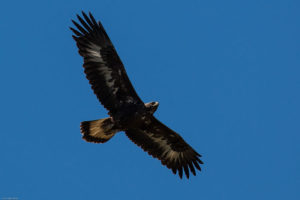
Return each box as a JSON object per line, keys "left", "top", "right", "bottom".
{"left": 82, "top": 11, "right": 95, "bottom": 28}
{"left": 77, "top": 14, "right": 93, "bottom": 33}
{"left": 72, "top": 20, "right": 88, "bottom": 35}
{"left": 70, "top": 27, "right": 83, "bottom": 37}
{"left": 184, "top": 165, "right": 189, "bottom": 179}
{"left": 178, "top": 167, "right": 183, "bottom": 179}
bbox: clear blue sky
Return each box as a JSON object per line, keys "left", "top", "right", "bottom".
{"left": 0, "top": 0, "right": 299, "bottom": 199}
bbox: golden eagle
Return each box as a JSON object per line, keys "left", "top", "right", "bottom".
{"left": 70, "top": 12, "right": 203, "bottom": 179}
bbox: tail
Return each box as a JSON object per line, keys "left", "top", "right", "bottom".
{"left": 80, "top": 117, "right": 121, "bottom": 143}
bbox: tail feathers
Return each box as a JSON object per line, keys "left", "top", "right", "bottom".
{"left": 80, "top": 117, "right": 120, "bottom": 143}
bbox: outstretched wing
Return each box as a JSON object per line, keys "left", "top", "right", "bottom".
{"left": 70, "top": 12, "right": 143, "bottom": 114}
{"left": 125, "top": 116, "right": 203, "bottom": 179}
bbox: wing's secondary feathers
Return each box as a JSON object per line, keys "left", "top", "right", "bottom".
{"left": 70, "top": 12, "right": 143, "bottom": 114}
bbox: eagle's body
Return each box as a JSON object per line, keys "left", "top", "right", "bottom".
{"left": 71, "top": 12, "right": 203, "bottom": 179}
{"left": 112, "top": 101, "right": 158, "bottom": 130}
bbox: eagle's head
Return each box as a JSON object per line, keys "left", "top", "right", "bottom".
{"left": 145, "top": 101, "right": 159, "bottom": 114}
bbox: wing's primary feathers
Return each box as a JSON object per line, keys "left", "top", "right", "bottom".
{"left": 70, "top": 12, "right": 143, "bottom": 114}
{"left": 125, "top": 116, "right": 203, "bottom": 179}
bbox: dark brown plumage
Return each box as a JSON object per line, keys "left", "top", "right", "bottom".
{"left": 71, "top": 11, "right": 203, "bottom": 179}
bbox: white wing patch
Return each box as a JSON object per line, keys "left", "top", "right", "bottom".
{"left": 83, "top": 42, "right": 119, "bottom": 95}
{"left": 99, "top": 65, "right": 119, "bottom": 95}
{"left": 86, "top": 42, "right": 103, "bottom": 62}
{"left": 148, "top": 132, "right": 181, "bottom": 161}
{"left": 126, "top": 96, "right": 134, "bottom": 103}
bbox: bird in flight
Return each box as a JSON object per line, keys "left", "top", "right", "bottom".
{"left": 70, "top": 12, "right": 203, "bottom": 179}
